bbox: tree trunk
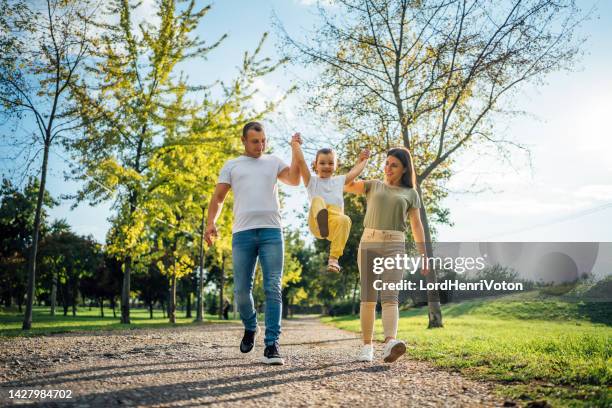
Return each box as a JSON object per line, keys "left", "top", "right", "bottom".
{"left": 111, "top": 297, "right": 116, "bottom": 318}
{"left": 120, "top": 256, "right": 132, "bottom": 324}
{"left": 282, "top": 290, "right": 289, "bottom": 319}
{"left": 415, "top": 183, "right": 443, "bottom": 328}
{"left": 351, "top": 273, "right": 359, "bottom": 315}
{"left": 99, "top": 298, "right": 104, "bottom": 318}
{"left": 196, "top": 207, "right": 205, "bottom": 322}
{"left": 185, "top": 291, "right": 191, "bottom": 318}
{"left": 72, "top": 285, "right": 77, "bottom": 316}
{"left": 218, "top": 255, "right": 225, "bottom": 320}
{"left": 50, "top": 271, "right": 57, "bottom": 316}
{"left": 169, "top": 275, "right": 176, "bottom": 324}
{"left": 22, "top": 141, "right": 50, "bottom": 330}
{"left": 62, "top": 285, "right": 68, "bottom": 316}
{"left": 149, "top": 302, "right": 153, "bottom": 319}
{"left": 233, "top": 296, "right": 237, "bottom": 320}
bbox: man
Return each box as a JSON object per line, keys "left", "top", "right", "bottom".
{"left": 205, "top": 121, "right": 301, "bottom": 365}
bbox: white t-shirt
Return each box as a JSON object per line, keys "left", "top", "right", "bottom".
{"left": 218, "top": 154, "right": 289, "bottom": 233}
{"left": 306, "top": 175, "right": 346, "bottom": 209}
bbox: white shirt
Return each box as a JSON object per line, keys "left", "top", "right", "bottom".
{"left": 218, "top": 154, "right": 289, "bottom": 233}
{"left": 306, "top": 175, "right": 346, "bottom": 209}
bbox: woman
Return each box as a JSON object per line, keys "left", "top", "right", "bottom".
{"left": 344, "top": 147, "right": 427, "bottom": 363}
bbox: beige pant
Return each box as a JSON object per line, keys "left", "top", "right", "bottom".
{"left": 358, "top": 228, "right": 406, "bottom": 303}
{"left": 357, "top": 228, "right": 406, "bottom": 341}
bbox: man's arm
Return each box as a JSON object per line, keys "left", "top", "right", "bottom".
{"left": 292, "top": 136, "right": 311, "bottom": 187}
{"left": 278, "top": 133, "right": 302, "bottom": 186}
{"left": 204, "top": 183, "right": 231, "bottom": 246}
{"left": 344, "top": 148, "right": 370, "bottom": 185}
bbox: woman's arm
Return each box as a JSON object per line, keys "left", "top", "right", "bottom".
{"left": 344, "top": 148, "right": 370, "bottom": 184}
{"left": 344, "top": 179, "right": 366, "bottom": 195}
{"left": 408, "top": 207, "right": 429, "bottom": 275}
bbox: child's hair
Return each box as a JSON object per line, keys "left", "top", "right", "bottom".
{"left": 311, "top": 148, "right": 336, "bottom": 172}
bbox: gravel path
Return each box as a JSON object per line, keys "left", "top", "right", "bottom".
{"left": 0, "top": 316, "right": 508, "bottom": 407}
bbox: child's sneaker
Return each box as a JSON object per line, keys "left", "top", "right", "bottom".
{"left": 327, "top": 258, "right": 341, "bottom": 272}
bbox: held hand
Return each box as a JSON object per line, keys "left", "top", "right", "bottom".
{"left": 291, "top": 132, "right": 303, "bottom": 147}
{"left": 358, "top": 148, "right": 370, "bottom": 162}
{"left": 204, "top": 224, "right": 218, "bottom": 246}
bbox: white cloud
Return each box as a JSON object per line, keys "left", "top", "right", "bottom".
{"left": 133, "top": 0, "right": 159, "bottom": 26}
{"left": 251, "top": 77, "right": 286, "bottom": 113}
{"left": 250, "top": 77, "right": 299, "bottom": 145}
{"left": 575, "top": 184, "right": 612, "bottom": 201}
{"left": 468, "top": 182, "right": 612, "bottom": 218}
{"left": 294, "top": 0, "right": 336, "bottom": 7}
{"left": 469, "top": 198, "right": 579, "bottom": 216}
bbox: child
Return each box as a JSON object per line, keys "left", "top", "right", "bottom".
{"left": 294, "top": 136, "right": 370, "bottom": 272}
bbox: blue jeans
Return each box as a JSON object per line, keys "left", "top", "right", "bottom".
{"left": 232, "top": 228, "right": 283, "bottom": 346}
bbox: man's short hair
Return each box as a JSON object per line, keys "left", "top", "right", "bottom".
{"left": 242, "top": 121, "right": 264, "bottom": 138}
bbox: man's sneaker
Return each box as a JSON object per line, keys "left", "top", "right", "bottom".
{"left": 240, "top": 326, "right": 260, "bottom": 353}
{"left": 382, "top": 339, "right": 406, "bottom": 363}
{"left": 357, "top": 344, "right": 374, "bottom": 362}
{"left": 262, "top": 342, "right": 284, "bottom": 365}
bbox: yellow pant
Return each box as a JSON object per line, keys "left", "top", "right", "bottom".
{"left": 308, "top": 196, "right": 351, "bottom": 259}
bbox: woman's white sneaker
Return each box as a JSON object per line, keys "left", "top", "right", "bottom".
{"left": 382, "top": 339, "right": 406, "bottom": 363}
{"left": 357, "top": 344, "right": 374, "bottom": 362}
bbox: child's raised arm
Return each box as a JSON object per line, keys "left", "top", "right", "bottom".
{"left": 344, "top": 148, "right": 370, "bottom": 185}
{"left": 291, "top": 133, "right": 312, "bottom": 187}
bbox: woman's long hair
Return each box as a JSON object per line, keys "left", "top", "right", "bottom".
{"left": 387, "top": 147, "right": 417, "bottom": 189}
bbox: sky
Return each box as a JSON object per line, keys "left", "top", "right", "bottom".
{"left": 3, "top": 0, "right": 611, "bottom": 244}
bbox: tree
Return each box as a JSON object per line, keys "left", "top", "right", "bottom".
{"left": 152, "top": 226, "right": 194, "bottom": 324}
{"left": 67, "top": 0, "right": 230, "bottom": 324}
{"left": 79, "top": 252, "right": 120, "bottom": 318}
{"left": 133, "top": 263, "right": 168, "bottom": 319}
{"left": 0, "top": 0, "right": 97, "bottom": 329}
{"left": 68, "top": 0, "right": 287, "bottom": 324}
{"left": 282, "top": 229, "right": 311, "bottom": 317}
{"left": 0, "top": 178, "right": 56, "bottom": 310}
{"left": 38, "top": 219, "right": 70, "bottom": 315}
{"left": 280, "top": 0, "right": 584, "bottom": 327}
{"left": 38, "top": 227, "right": 102, "bottom": 316}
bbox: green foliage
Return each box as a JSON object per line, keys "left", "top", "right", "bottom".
{"left": 0, "top": 178, "right": 56, "bottom": 310}
{"left": 37, "top": 227, "right": 102, "bottom": 315}
{"left": 283, "top": 1, "right": 583, "bottom": 239}
{"left": 64, "top": 0, "right": 289, "bottom": 323}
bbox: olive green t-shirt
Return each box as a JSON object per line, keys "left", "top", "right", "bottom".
{"left": 363, "top": 180, "right": 421, "bottom": 232}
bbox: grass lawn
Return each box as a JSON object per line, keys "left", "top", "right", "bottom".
{"left": 0, "top": 306, "right": 239, "bottom": 337}
{"left": 323, "top": 292, "right": 612, "bottom": 407}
